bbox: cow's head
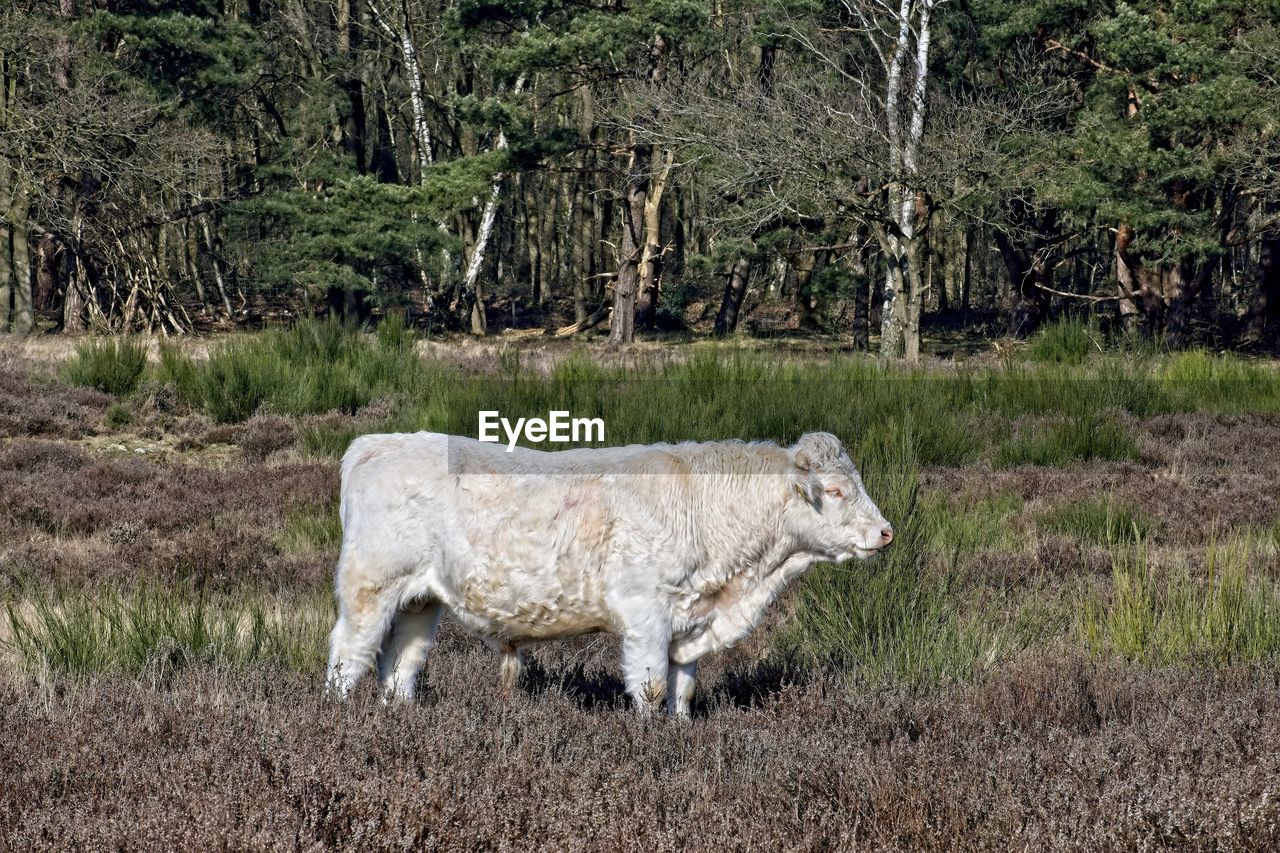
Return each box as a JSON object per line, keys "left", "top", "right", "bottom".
{"left": 787, "top": 432, "right": 893, "bottom": 561}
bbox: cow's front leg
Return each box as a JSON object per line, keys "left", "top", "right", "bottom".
{"left": 666, "top": 659, "right": 697, "bottom": 717}
{"left": 621, "top": 631, "right": 670, "bottom": 714}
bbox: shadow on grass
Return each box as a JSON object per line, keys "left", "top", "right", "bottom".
{"left": 514, "top": 650, "right": 811, "bottom": 717}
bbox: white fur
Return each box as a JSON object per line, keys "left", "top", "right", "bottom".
{"left": 325, "top": 431, "right": 891, "bottom": 714}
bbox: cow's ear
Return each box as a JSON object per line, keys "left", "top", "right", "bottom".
{"left": 791, "top": 448, "right": 821, "bottom": 504}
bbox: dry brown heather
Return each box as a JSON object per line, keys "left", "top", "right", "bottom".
{"left": 0, "top": 440, "right": 336, "bottom": 594}
{"left": 0, "top": 368, "right": 112, "bottom": 440}
{"left": 3, "top": 645, "right": 1280, "bottom": 851}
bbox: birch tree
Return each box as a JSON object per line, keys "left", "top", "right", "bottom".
{"left": 369, "top": 0, "right": 455, "bottom": 305}
{"left": 847, "top": 0, "right": 944, "bottom": 361}
{"left": 610, "top": 31, "right": 669, "bottom": 345}
{"left": 459, "top": 76, "right": 525, "bottom": 336}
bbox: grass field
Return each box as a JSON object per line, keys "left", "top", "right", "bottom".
{"left": 4, "top": 321, "right": 1280, "bottom": 849}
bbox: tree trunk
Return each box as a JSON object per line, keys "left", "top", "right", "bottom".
{"left": 55, "top": 0, "right": 89, "bottom": 333}
{"left": 1116, "top": 224, "right": 1207, "bottom": 345}
{"left": 62, "top": 198, "right": 88, "bottom": 333}
{"left": 608, "top": 141, "right": 651, "bottom": 344}
{"left": 336, "top": 0, "right": 367, "bottom": 172}
{"left": 851, "top": 234, "right": 871, "bottom": 350}
{"left": 0, "top": 156, "right": 11, "bottom": 333}
{"left": 1115, "top": 225, "right": 1142, "bottom": 333}
{"left": 9, "top": 204, "right": 35, "bottom": 335}
{"left": 524, "top": 183, "right": 542, "bottom": 305}
{"left": 852, "top": 274, "right": 870, "bottom": 350}
{"left": 0, "top": 234, "right": 9, "bottom": 335}
{"left": 36, "top": 234, "right": 57, "bottom": 313}
{"left": 201, "top": 216, "right": 234, "bottom": 317}
{"left": 934, "top": 214, "right": 949, "bottom": 315}
{"left": 371, "top": 1, "right": 455, "bottom": 303}
{"left": 878, "top": 196, "right": 928, "bottom": 362}
{"left": 458, "top": 74, "right": 524, "bottom": 335}
{"left": 635, "top": 149, "right": 673, "bottom": 329}
{"left": 1162, "top": 260, "right": 1210, "bottom": 348}
{"left": 880, "top": 234, "right": 907, "bottom": 359}
{"left": 610, "top": 31, "right": 665, "bottom": 344}
{"left": 1244, "top": 235, "right": 1280, "bottom": 347}
{"left": 995, "top": 230, "right": 1051, "bottom": 337}
{"left": 574, "top": 170, "right": 592, "bottom": 324}
{"left": 463, "top": 183, "right": 501, "bottom": 336}
{"left": 904, "top": 236, "right": 925, "bottom": 362}
{"left": 793, "top": 249, "right": 823, "bottom": 331}
{"left": 714, "top": 256, "right": 751, "bottom": 336}
{"left": 876, "top": 0, "right": 937, "bottom": 360}
{"left": 556, "top": 171, "right": 573, "bottom": 307}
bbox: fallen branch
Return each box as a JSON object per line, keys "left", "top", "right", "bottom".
{"left": 1033, "top": 280, "right": 1140, "bottom": 303}
{"left": 556, "top": 300, "right": 612, "bottom": 337}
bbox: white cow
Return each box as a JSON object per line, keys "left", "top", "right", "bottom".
{"left": 325, "top": 430, "right": 893, "bottom": 715}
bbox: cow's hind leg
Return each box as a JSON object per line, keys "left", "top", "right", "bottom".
{"left": 667, "top": 659, "right": 697, "bottom": 717}
{"left": 326, "top": 577, "right": 400, "bottom": 699}
{"left": 376, "top": 600, "right": 443, "bottom": 702}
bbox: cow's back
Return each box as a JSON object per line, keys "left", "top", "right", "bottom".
{"left": 336, "top": 432, "right": 792, "bottom": 643}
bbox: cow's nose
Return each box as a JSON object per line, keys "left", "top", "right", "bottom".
{"left": 880, "top": 527, "right": 894, "bottom": 545}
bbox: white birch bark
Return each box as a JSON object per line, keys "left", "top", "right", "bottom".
{"left": 460, "top": 75, "right": 527, "bottom": 334}
{"left": 370, "top": 1, "right": 453, "bottom": 301}
{"left": 369, "top": 1, "right": 433, "bottom": 174}
{"left": 878, "top": 0, "right": 939, "bottom": 361}
{"left": 460, "top": 128, "right": 508, "bottom": 316}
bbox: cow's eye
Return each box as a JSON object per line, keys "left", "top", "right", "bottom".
{"left": 824, "top": 486, "right": 844, "bottom": 500}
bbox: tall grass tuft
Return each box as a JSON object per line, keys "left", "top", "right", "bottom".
{"left": 921, "top": 491, "right": 1024, "bottom": 557}
{"left": 62, "top": 337, "right": 148, "bottom": 396}
{"left": 278, "top": 505, "right": 343, "bottom": 554}
{"left": 138, "top": 318, "right": 1280, "bottom": 453}
{"left": 5, "top": 586, "right": 333, "bottom": 679}
{"left": 162, "top": 316, "right": 437, "bottom": 423}
{"left": 1037, "top": 495, "right": 1151, "bottom": 545}
{"left": 779, "top": 425, "right": 997, "bottom": 688}
{"left": 1081, "top": 540, "right": 1280, "bottom": 665}
{"left": 995, "top": 413, "right": 1138, "bottom": 468}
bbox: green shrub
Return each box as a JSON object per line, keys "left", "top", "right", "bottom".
{"left": 62, "top": 337, "right": 148, "bottom": 395}
{"left": 156, "top": 340, "right": 198, "bottom": 396}
{"left": 104, "top": 402, "right": 134, "bottom": 429}
{"left": 161, "top": 318, "right": 429, "bottom": 423}
{"left": 1029, "top": 319, "right": 1095, "bottom": 365}
{"left": 198, "top": 342, "right": 281, "bottom": 422}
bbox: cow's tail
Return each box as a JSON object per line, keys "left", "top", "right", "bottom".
{"left": 337, "top": 435, "right": 377, "bottom": 531}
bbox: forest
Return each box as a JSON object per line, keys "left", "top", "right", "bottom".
{"left": 2, "top": 0, "right": 1279, "bottom": 356}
